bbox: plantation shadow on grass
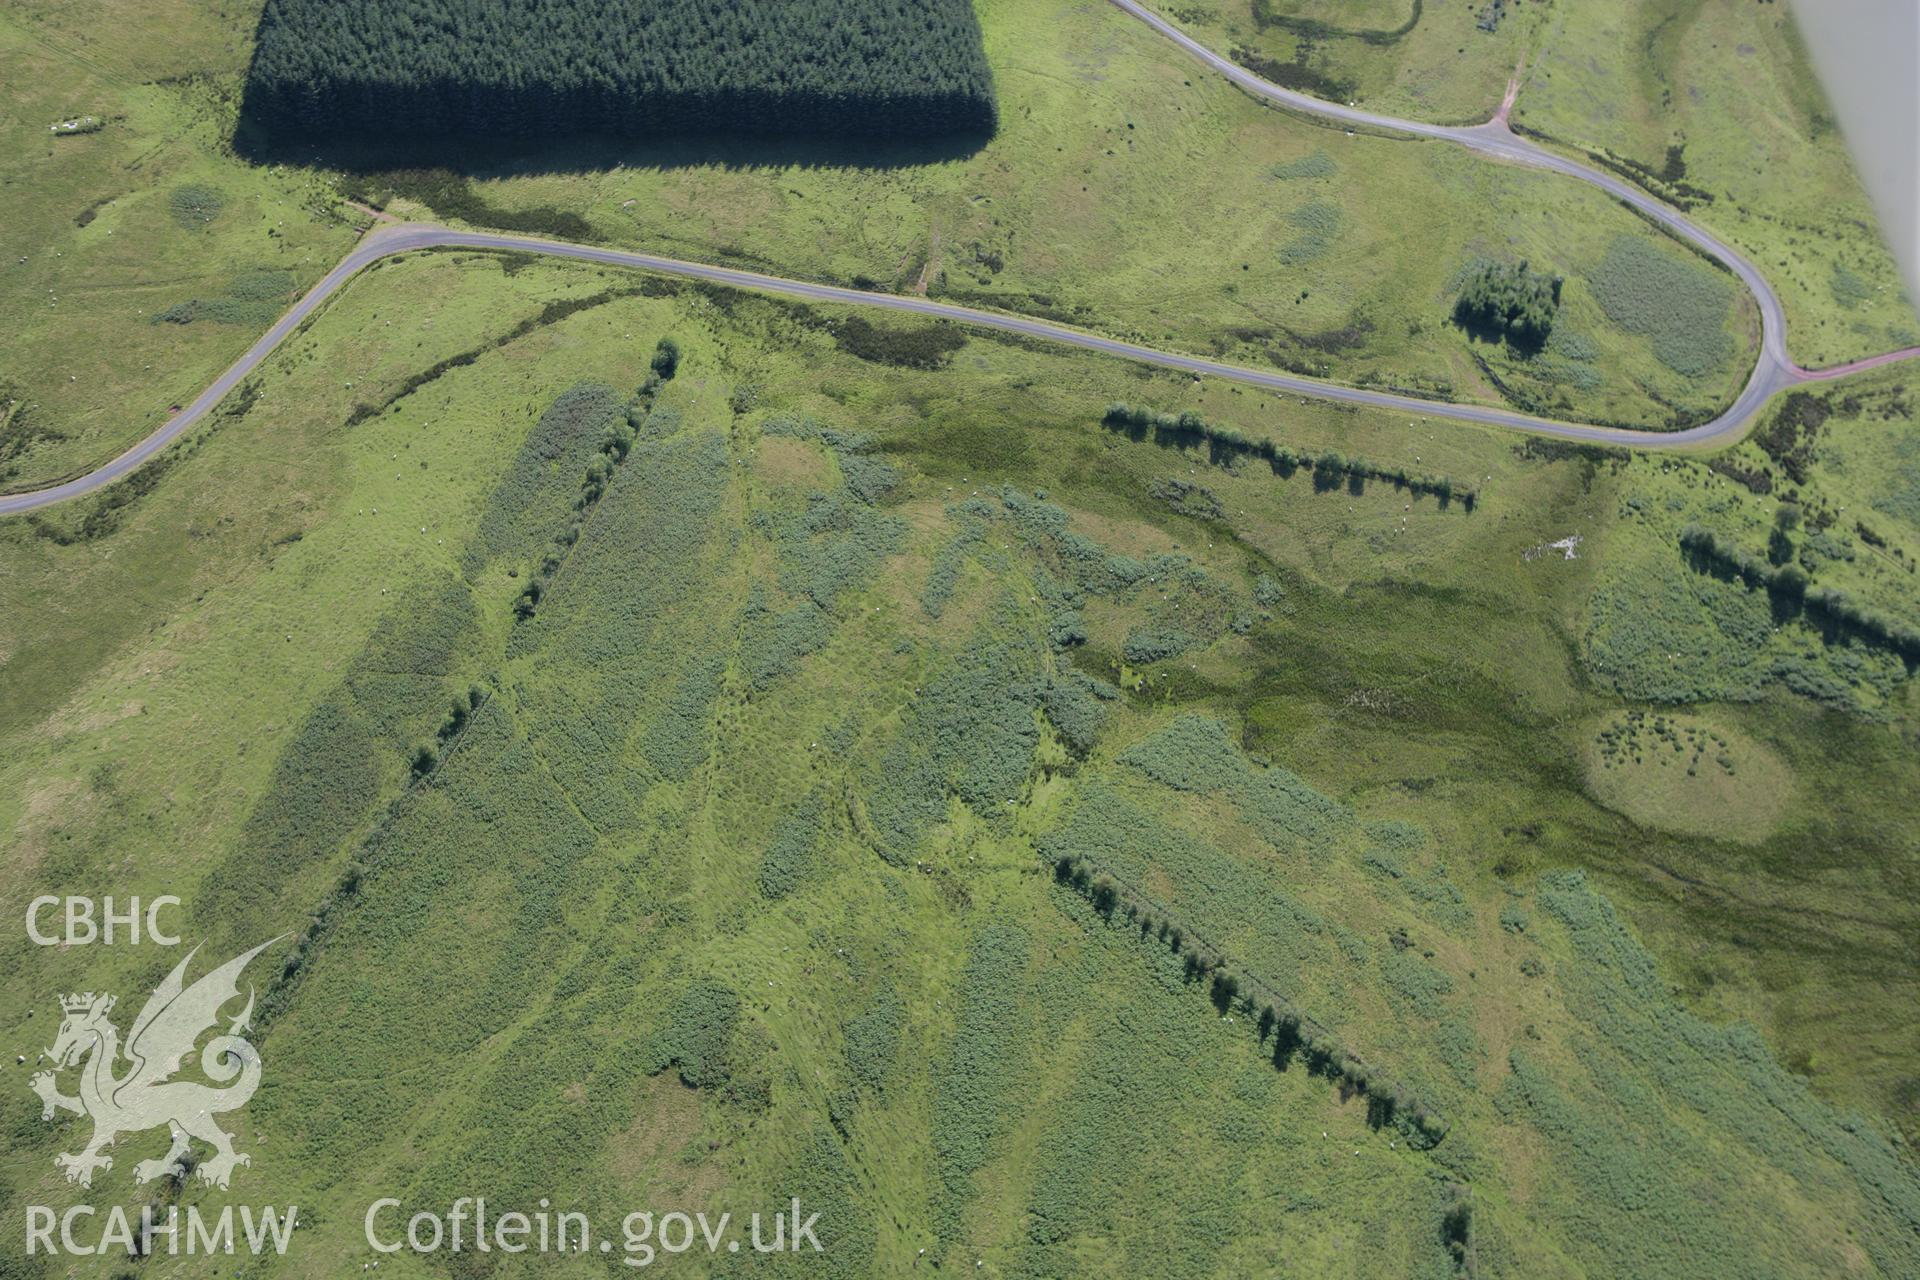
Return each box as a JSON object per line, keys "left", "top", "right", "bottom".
{"left": 1454, "top": 320, "right": 1548, "bottom": 359}
{"left": 233, "top": 120, "right": 993, "bottom": 181}
{"left": 235, "top": 0, "right": 996, "bottom": 169}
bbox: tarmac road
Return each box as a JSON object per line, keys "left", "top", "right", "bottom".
{"left": 5, "top": 5, "right": 1915, "bottom": 516}
{"left": 1106, "top": 0, "right": 1917, "bottom": 393}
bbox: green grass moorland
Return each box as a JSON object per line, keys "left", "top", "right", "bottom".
{"left": 1512, "top": 0, "right": 1919, "bottom": 368}
{"left": 4, "top": 0, "right": 1920, "bottom": 1274}
{"left": 1148, "top": 0, "right": 1537, "bottom": 124}
{"left": 1150, "top": 0, "right": 1918, "bottom": 369}
{"left": 0, "top": 0, "right": 1766, "bottom": 494}
{"left": 0, "top": 0, "right": 358, "bottom": 490}
{"left": 2, "top": 250, "right": 1919, "bottom": 1276}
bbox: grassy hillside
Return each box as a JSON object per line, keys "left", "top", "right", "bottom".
{"left": 1147, "top": 0, "right": 1919, "bottom": 371}
{"left": 1579, "top": 376, "right": 1920, "bottom": 716}
{"left": 0, "top": 2, "right": 357, "bottom": 491}
{"left": 5, "top": 0, "right": 1920, "bottom": 1271}
{"left": 1513, "top": 0, "right": 1918, "bottom": 367}
{"left": 3, "top": 250, "right": 1918, "bottom": 1276}
{"left": 0, "top": 0, "right": 1758, "bottom": 493}
{"left": 1147, "top": 0, "right": 1536, "bottom": 123}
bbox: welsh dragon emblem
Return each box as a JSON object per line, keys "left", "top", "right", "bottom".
{"left": 30, "top": 939, "right": 279, "bottom": 1190}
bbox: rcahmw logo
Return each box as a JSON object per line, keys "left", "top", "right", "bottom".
{"left": 27, "top": 1203, "right": 298, "bottom": 1260}
{"left": 29, "top": 938, "right": 280, "bottom": 1189}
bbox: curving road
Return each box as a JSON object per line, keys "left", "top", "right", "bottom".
{"left": 1106, "top": 3, "right": 1919, "bottom": 384}
{"left": 4, "top": 3, "right": 1916, "bottom": 517}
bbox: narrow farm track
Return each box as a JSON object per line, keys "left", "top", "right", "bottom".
{"left": 4, "top": 5, "right": 1917, "bottom": 517}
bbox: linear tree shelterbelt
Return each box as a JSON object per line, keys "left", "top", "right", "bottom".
{"left": 242, "top": 0, "right": 997, "bottom": 143}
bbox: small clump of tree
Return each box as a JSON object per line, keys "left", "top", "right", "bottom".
{"left": 1452, "top": 259, "right": 1561, "bottom": 352}
{"left": 650, "top": 337, "right": 681, "bottom": 382}
{"left": 408, "top": 685, "right": 486, "bottom": 780}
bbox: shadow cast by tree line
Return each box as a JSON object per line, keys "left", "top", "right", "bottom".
{"left": 1102, "top": 403, "right": 1476, "bottom": 511}
{"left": 234, "top": 119, "right": 994, "bottom": 181}
{"left": 1055, "top": 855, "right": 1452, "bottom": 1147}
{"left": 1679, "top": 524, "right": 1920, "bottom": 670}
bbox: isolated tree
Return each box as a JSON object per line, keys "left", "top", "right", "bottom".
{"left": 1769, "top": 502, "right": 1801, "bottom": 565}
{"left": 651, "top": 337, "right": 682, "bottom": 380}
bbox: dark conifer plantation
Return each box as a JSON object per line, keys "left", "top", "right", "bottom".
{"left": 242, "top": 0, "right": 997, "bottom": 144}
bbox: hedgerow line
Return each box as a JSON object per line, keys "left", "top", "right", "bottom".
{"left": 1047, "top": 847, "right": 1452, "bottom": 1149}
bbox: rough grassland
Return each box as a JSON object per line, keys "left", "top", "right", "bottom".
{"left": 0, "top": 4, "right": 356, "bottom": 489}
{"left": 1514, "top": 0, "right": 1918, "bottom": 366}
{"left": 1580, "top": 374, "right": 1920, "bottom": 719}
{"left": 1149, "top": 0, "right": 1536, "bottom": 124}
{"left": 1581, "top": 710, "right": 1791, "bottom": 845}
{"left": 0, "top": 0, "right": 1750, "bottom": 492}
{"left": 1154, "top": 0, "right": 1919, "bottom": 368}
{"left": 2, "top": 252, "right": 1918, "bottom": 1276}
